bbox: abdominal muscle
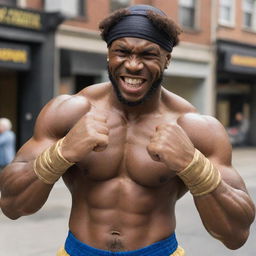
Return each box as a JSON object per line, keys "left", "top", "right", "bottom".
{"left": 66, "top": 174, "right": 178, "bottom": 252}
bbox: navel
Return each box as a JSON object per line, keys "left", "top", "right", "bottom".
{"left": 107, "top": 233, "right": 125, "bottom": 252}
{"left": 111, "top": 230, "right": 121, "bottom": 236}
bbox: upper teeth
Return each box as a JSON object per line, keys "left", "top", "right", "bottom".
{"left": 124, "top": 77, "right": 143, "bottom": 85}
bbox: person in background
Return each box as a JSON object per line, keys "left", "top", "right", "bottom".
{"left": 0, "top": 118, "right": 16, "bottom": 171}
{"left": 227, "top": 112, "right": 249, "bottom": 146}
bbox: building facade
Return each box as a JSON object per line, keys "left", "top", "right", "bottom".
{"left": 54, "top": 0, "right": 215, "bottom": 116}
{"left": 0, "top": 0, "right": 62, "bottom": 147}
{"left": 216, "top": 0, "right": 256, "bottom": 145}
{"left": 1, "top": 0, "right": 256, "bottom": 146}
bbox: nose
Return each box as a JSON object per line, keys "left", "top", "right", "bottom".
{"left": 124, "top": 56, "right": 144, "bottom": 73}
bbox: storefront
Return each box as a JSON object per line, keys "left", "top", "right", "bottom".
{"left": 0, "top": 5, "right": 63, "bottom": 147}
{"left": 164, "top": 42, "right": 215, "bottom": 115}
{"left": 216, "top": 40, "right": 256, "bottom": 145}
{"left": 56, "top": 26, "right": 107, "bottom": 96}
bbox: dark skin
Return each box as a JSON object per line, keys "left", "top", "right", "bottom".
{"left": 0, "top": 37, "right": 255, "bottom": 252}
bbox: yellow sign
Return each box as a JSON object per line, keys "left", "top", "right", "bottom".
{"left": 231, "top": 54, "right": 256, "bottom": 68}
{"left": 0, "top": 6, "right": 41, "bottom": 30}
{"left": 0, "top": 48, "right": 27, "bottom": 63}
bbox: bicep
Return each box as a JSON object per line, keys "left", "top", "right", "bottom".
{"left": 196, "top": 117, "right": 247, "bottom": 192}
{"left": 14, "top": 137, "right": 56, "bottom": 163}
{"left": 180, "top": 113, "right": 246, "bottom": 191}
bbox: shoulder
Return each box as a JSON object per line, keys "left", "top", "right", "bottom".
{"left": 33, "top": 82, "right": 110, "bottom": 140}
{"left": 34, "top": 93, "right": 91, "bottom": 140}
{"left": 178, "top": 113, "right": 232, "bottom": 164}
{"left": 161, "top": 88, "right": 197, "bottom": 114}
{"left": 79, "top": 82, "right": 111, "bottom": 102}
{"left": 161, "top": 89, "right": 230, "bottom": 158}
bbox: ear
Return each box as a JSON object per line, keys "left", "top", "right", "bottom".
{"left": 107, "top": 48, "right": 111, "bottom": 62}
{"left": 165, "top": 53, "right": 171, "bottom": 69}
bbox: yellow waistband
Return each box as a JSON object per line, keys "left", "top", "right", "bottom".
{"left": 170, "top": 246, "right": 186, "bottom": 256}
{"left": 57, "top": 246, "right": 185, "bottom": 256}
{"left": 57, "top": 247, "right": 69, "bottom": 256}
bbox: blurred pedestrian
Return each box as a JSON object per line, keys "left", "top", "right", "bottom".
{"left": 227, "top": 112, "right": 249, "bottom": 146}
{"left": 0, "top": 118, "right": 15, "bottom": 171}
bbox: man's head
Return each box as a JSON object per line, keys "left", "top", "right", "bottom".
{"left": 99, "top": 5, "right": 181, "bottom": 106}
{"left": 0, "top": 118, "right": 12, "bottom": 134}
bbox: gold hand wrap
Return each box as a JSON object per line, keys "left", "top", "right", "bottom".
{"left": 34, "top": 138, "right": 74, "bottom": 184}
{"left": 177, "top": 149, "right": 221, "bottom": 197}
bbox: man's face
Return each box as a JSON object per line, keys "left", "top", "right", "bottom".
{"left": 108, "top": 37, "right": 170, "bottom": 106}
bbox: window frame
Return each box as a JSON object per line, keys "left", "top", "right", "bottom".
{"left": 0, "top": 0, "right": 17, "bottom": 6}
{"left": 110, "top": 0, "right": 131, "bottom": 12}
{"left": 77, "top": 0, "right": 86, "bottom": 18}
{"left": 44, "top": 0, "right": 86, "bottom": 19}
{"left": 218, "top": 0, "right": 236, "bottom": 27}
{"left": 179, "top": 0, "right": 199, "bottom": 31}
{"left": 242, "top": 0, "right": 256, "bottom": 31}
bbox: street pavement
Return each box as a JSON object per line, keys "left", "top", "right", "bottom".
{"left": 0, "top": 147, "right": 255, "bottom": 256}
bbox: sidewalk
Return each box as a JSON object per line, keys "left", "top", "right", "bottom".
{"left": 0, "top": 147, "right": 255, "bottom": 256}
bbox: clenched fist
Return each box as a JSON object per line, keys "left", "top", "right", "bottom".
{"left": 60, "top": 108, "right": 109, "bottom": 163}
{"left": 147, "top": 123, "right": 195, "bottom": 172}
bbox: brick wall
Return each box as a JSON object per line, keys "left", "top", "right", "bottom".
{"left": 179, "top": 0, "right": 212, "bottom": 45}
{"left": 26, "top": 0, "right": 43, "bottom": 10}
{"left": 28, "top": 0, "right": 256, "bottom": 47}
{"left": 217, "top": 0, "right": 256, "bottom": 45}
{"left": 65, "top": 0, "right": 109, "bottom": 30}
{"left": 22, "top": 0, "right": 256, "bottom": 47}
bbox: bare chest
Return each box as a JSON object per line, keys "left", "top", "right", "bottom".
{"left": 78, "top": 115, "right": 175, "bottom": 187}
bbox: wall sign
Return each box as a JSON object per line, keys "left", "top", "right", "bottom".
{"left": 0, "top": 42, "right": 30, "bottom": 70}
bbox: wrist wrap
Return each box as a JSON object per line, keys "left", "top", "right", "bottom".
{"left": 33, "top": 138, "right": 74, "bottom": 184}
{"left": 177, "top": 149, "right": 222, "bottom": 196}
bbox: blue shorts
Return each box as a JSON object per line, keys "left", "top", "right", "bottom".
{"left": 64, "top": 231, "right": 179, "bottom": 256}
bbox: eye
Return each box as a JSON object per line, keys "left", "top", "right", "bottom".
{"left": 114, "top": 49, "right": 129, "bottom": 56}
{"left": 142, "top": 52, "right": 158, "bottom": 58}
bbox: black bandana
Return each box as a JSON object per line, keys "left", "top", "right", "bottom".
{"left": 105, "top": 5, "right": 173, "bottom": 52}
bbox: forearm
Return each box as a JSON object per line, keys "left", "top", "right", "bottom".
{"left": 177, "top": 149, "right": 255, "bottom": 249}
{"left": 194, "top": 182, "right": 255, "bottom": 249}
{"left": 0, "top": 162, "right": 54, "bottom": 219}
{"left": 1, "top": 138, "right": 75, "bottom": 218}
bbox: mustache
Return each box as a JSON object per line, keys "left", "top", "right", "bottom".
{"left": 107, "top": 66, "right": 163, "bottom": 107}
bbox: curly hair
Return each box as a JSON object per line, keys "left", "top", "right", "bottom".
{"left": 99, "top": 8, "right": 182, "bottom": 48}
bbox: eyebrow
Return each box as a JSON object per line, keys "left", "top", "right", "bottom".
{"left": 142, "top": 46, "right": 160, "bottom": 53}
{"left": 115, "top": 43, "right": 129, "bottom": 49}
{"left": 114, "top": 44, "right": 160, "bottom": 53}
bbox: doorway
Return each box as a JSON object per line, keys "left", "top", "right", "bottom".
{"left": 0, "top": 70, "right": 18, "bottom": 133}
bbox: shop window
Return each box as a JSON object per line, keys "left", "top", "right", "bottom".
{"left": 243, "top": 0, "right": 256, "bottom": 30}
{"left": 0, "top": 0, "right": 16, "bottom": 6}
{"left": 111, "top": 0, "right": 131, "bottom": 12}
{"left": 179, "top": 0, "right": 197, "bottom": 29}
{"left": 219, "top": 0, "right": 235, "bottom": 26}
{"left": 45, "top": 0, "right": 86, "bottom": 18}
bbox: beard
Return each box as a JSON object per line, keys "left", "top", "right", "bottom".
{"left": 108, "top": 67, "right": 163, "bottom": 107}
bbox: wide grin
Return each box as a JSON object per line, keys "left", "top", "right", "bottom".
{"left": 121, "top": 76, "right": 146, "bottom": 95}
{"left": 123, "top": 77, "right": 144, "bottom": 87}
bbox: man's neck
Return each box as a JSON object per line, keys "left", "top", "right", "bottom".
{"left": 109, "top": 86, "right": 163, "bottom": 121}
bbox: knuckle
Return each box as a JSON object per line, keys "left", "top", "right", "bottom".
{"left": 147, "top": 143, "right": 154, "bottom": 152}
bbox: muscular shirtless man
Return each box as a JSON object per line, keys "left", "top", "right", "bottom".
{"left": 0, "top": 5, "right": 255, "bottom": 256}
